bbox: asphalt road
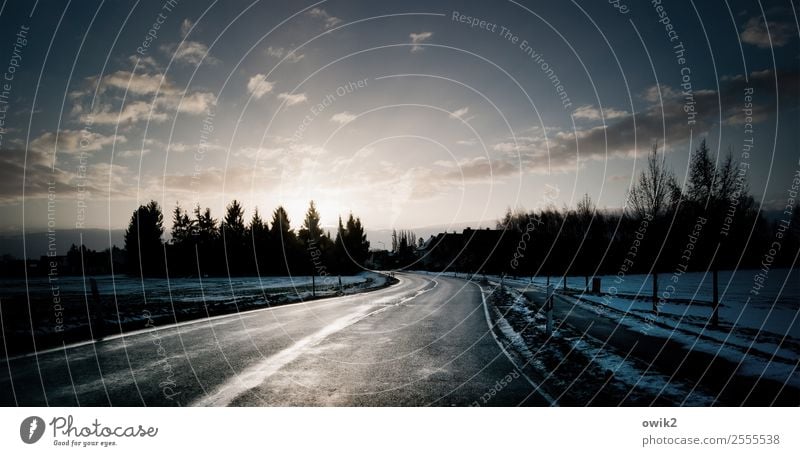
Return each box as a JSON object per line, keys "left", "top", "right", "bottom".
{"left": 0, "top": 273, "right": 550, "bottom": 406}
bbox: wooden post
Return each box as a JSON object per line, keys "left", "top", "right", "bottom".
{"left": 652, "top": 272, "right": 659, "bottom": 313}
{"left": 312, "top": 274, "right": 316, "bottom": 297}
{"left": 546, "top": 284, "right": 554, "bottom": 336}
{"left": 90, "top": 278, "right": 104, "bottom": 340}
{"left": 711, "top": 269, "right": 719, "bottom": 327}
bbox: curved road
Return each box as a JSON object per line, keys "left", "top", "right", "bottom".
{"left": 0, "top": 273, "right": 550, "bottom": 406}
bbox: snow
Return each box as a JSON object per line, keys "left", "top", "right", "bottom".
{"left": 479, "top": 273, "right": 800, "bottom": 402}
{"left": 0, "top": 272, "right": 383, "bottom": 302}
{"left": 560, "top": 293, "right": 800, "bottom": 389}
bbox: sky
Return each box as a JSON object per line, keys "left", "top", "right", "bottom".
{"left": 0, "top": 0, "right": 797, "bottom": 244}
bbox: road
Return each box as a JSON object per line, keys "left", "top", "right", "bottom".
{"left": 0, "top": 273, "right": 550, "bottom": 406}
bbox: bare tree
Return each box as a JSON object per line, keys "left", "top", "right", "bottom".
{"left": 628, "top": 144, "right": 678, "bottom": 220}
{"left": 628, "top": 144, "right": 677, "bottom": 312}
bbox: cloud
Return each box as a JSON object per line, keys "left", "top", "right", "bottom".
{"left": 160, "top": 40, "right": 219, "bottom": 65}
{"left": 117, "top": 148, "right": 151, "bottom": 159}
{"left": 167, "top": 142, "right": 226, "bottom": 154}
{"left": 71, "top": 70, "right": 216, "bottom": 125}
{"left": 410, "top": 32, "right": 433, "bottom": 52}
{"left": 246, "top": 74, "right": 275, "bottom": 99}
{"left": 30, "top": 130, "right": 126, "bottom": 156}
{"left": 572, "top": 105, "right": 629, "bottom": 121}
{"left": 482, "top": 68, "right": 798, "bottom": 177}
{"left": 0, "top": 148, "right": 135, "bottom": 203}
{"left": 100, "top": 70, "right": 165, "bottom": 95}
{"left": 740, "top": 16, "right": 794, "bottom": 48}
{"left": 180, "top": 18, "right": 193, "bottom": 38}
{"left": 457, "top": 139, "right": 477, "bottom": 146}
{"left": 127, "top": 54, "right": 160, "bottom": 72}
{"left": 330, "top": 111, "right": 357, "bottom": 124}
{"left": 307, "top": 7, "right": 341, "bottom": 28}
{"left": 265, "top": 46, "right": 305, "bottom": 63}
{"left": 277, "top": 92, "right": 307, "bottom": 106}
{"left": 449, "top": 107, "right": 469, "bottom": 120}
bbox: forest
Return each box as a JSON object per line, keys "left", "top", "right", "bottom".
{"left": 125, "top": 200, "right": 370, "bottom": 277}
{"left": 483, "top": 140, "right": 799, "bottom": 281}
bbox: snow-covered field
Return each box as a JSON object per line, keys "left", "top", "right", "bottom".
{"left": 0, "top": 273, "right": 378, "bottom": 297}
{"left": 479, "top": 268, "right": 800, "bottom": 399}
{"left": 491, "top": 269, "right": 799, "bottom": 338}
{"left": 0, "top": 272, "right": 391, "bottom": 356}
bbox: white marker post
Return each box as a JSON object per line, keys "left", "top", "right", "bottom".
{"left": 545, "top": 284, "right": 554, "bottom": 336}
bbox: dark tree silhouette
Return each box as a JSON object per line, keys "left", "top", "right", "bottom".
{"left": 124, "top": 200, "right": 165, "bottom": 277}
{"left": 269, "top": 206, "right": 297, "bottom": 275}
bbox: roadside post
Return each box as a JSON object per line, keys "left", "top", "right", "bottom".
{"left": 545, "top": 284, "right": 554, "bottom": 336}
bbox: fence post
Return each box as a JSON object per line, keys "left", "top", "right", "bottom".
{"left": 545, "top": 284, "right": 554, "bottom": 336}
{"left": 312, "top": 274, "right": 316, "bottom": 297}
{"left": 652, "top": 272, "right": 659, "bottom": 313}
{"left": 710, "top": 269, "right": 719, "bottom": 327}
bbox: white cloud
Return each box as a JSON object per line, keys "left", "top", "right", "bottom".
{"left": 117, "top": 148, "right": 152, "bottom": 159}
{"left": 31, "top": 130, "right": 126, "bottom": 155}
{"left": 180, "top": 18, "right": 193, "bottom": 38}
{"left": 100, "top": 70, "right": 165, "bottom": 95}
{"left": 246, "top": 74, "right": 275, "bottom": 99}
{"left": 160, "top": 40, "right": 219, "bottom": 65}
{"left": 572, "top": 104, "right": 629, "bottom": 121}
{"left": 410, "top": 32, "right": 433, "bottom": 52}
{"left": 307, "top": 7, "right": 342, "bottom": 28}
{"left": 127, "top": 54, "right": 160, "bottom": 72}
{"left": 72, "top": 70, "right": 216, "bottom": 125}
{"left": 330, "top": 111, "right": 357, "bottom": 124}
{"left": 277, "top": 92, "right": 307, "bottom": 106}
{"left": 450, "top": 106, "right": 469, "bottom": 120}
{"left": 740, "top": 16, "right": 794, "bottom": 48}
{"left": 265, "top": 46, "right": 304, "bottom": 63}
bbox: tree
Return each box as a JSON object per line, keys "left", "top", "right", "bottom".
{"left": 222, "top": 200, "right": 246, "bottom": 240}
{"left": 221, "top": 200, "right": 247, "bottom": 274}
{"left": 687, "top": 139, "right": 717, "bottom": 207}
{"left": 298, "top": 201, "right": 323, "bottom": 246}
{"left": 575, "top": 194, "right": 605, "bottom": 289}
{"left": 245, "top": 208, "right": 269, "bottom": 275}
{"left": 344, "top": 213, "right": 370, "bottom": 266}
{"left": 685, "top": 142, "right": 751, "bottom": 326}
{"left": 628, "top": 144, "right": 677, "bottom": 312}
{"left": 191, "top": 205, "right": 219, "bottom": 275}
{"left": 629, "top": 144, "right": 678, "bottom": 220}
{"left": 170, "top": 203, "right": 194, "bottom": 245}
{"left": 193, "top": 204, "right": 218, "bottom": 243}
{"left": 124, "top": 200, "right": 165, "bottom": 276}
{"left": 270, "top": 206, "right": 297, "bottom": 274}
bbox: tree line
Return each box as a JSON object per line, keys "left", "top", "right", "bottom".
{"left": 495, "top": 140, "right": 799, "bottom": 282}
{"left": 124, "top": 200, "right": 370, "bottom": 277}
